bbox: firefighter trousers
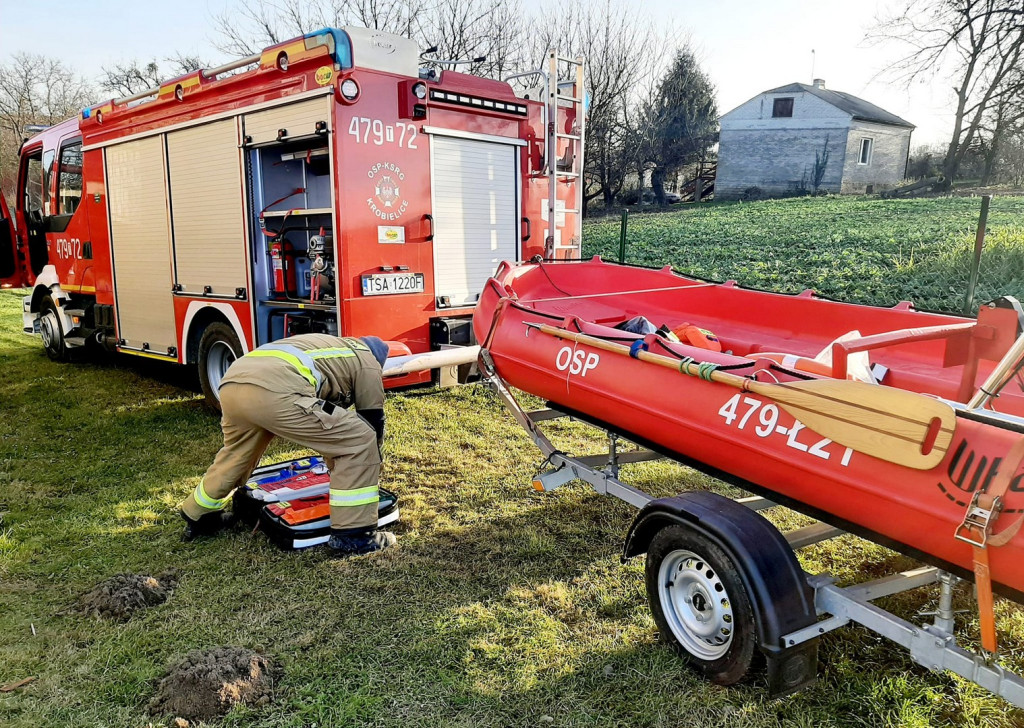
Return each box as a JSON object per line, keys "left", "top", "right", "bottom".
{"left": 180, "top": 382, "right": 381, "bottom": 531}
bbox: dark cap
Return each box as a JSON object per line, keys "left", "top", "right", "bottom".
{"left": 359, "top": 336, "right": 389, "bottom": 368}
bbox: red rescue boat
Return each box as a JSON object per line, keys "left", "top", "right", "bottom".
{"left": 474, "top": 257, "right": 1024, "bottom": 600}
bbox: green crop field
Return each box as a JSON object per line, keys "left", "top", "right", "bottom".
{"left": 585, "top": 195, "right": 1024, "bottom": 314}
{"left": 3, "top": 196, "right": 1024, "bottom": 727}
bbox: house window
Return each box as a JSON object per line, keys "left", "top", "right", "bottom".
{"left": 772, "top": 97, "right": 794, "bottom": 118}
{"left": 859, "top": 138, "right": 873, "bottom": 165}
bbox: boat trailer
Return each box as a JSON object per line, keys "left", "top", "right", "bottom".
{"left": 480, "top": 349, "right": 1024, "bottom": 708}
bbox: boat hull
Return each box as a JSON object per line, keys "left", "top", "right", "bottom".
{"left": 475, "top": 259, "right": 1024, "bottom": 599}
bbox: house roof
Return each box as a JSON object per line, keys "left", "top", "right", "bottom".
{"left": 762, "top": 82, "right": 915, "bottom": 129}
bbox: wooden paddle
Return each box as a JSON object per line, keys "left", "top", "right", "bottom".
{"left": 530, "top": 323, "right": 956, "bottom": 471}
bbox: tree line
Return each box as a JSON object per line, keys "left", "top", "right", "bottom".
{"left": 0, "top": 0, "right": 717, "bottom": 214}
{"left": 874, "top": 0, "right": 1024, "bottom": 189}
{"left": 2, "top": 0, "right": 1023, "bottom": 207}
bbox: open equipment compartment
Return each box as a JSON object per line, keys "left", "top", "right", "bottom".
{"left": 248, "top": 135, "right": 338, "bottom": 345}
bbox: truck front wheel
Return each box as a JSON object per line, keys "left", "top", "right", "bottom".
{"left": 645, "top": 525, "right": 759, "bottom": 686}
{"left": 197, "top": 322, "right": 243, "bottom": 411}
{"left": 39, "top": 297, "right": 69, "bottom": 362}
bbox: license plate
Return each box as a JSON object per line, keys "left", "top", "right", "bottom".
{"left": 361, "top": 272, "right": 425, "bottom": 296}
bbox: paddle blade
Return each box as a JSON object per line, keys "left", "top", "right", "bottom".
{"left": 750, "top": 379, "right": 956, "bottom": 471}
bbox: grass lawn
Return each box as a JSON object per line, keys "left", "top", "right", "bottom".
{"left": 585, "top": 195, "right": 1024, "bottom": 315}
{"left": 3, "top": 196, "right": 1024, "bottom": 726}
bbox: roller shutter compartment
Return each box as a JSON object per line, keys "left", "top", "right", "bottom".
{"left": 106, "top": 136, "right": 177, "bottom": 355}
{"left": 430, "top": 136, "right": 518, "bottom": 307}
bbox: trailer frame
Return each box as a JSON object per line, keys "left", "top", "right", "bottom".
{"left": 480, "top": 349, "right": 1024, "bottom": 709}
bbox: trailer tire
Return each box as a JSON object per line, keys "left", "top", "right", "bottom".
{"left": 645, "top": 524, "right": 758, "bottom": 686}
{"left": 197, "top": 322, "right": 243, "bottom": 411}
{"left": 39, "top": 297, "right": 70, "bottom": 362}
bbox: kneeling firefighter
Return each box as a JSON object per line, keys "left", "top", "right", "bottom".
{"left": 179, "top": 333, "right": 394, "bottom": 556}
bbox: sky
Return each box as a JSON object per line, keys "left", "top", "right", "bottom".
{"left": 0, "top": 0, "right": 953, "bottom": 147}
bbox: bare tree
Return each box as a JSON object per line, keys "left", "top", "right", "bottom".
{"left": 214, "top": 0, "right": 526, "bottom": 80}
{"left": 210, "top": 0, "right": 673, "bottom": 212}
{"left": 530, "top": 0, "right": 671, "bottom": 210}
{"left": 213, "top": 0, "right": 308, "bottom": 56}
{"left": 979, "top": 63, "right": 1024, "bottom": 184}
{"left": 419, "top": 0, "right": 531, "bottom": 80}
{"left": 99, "top": 54, "right": 207, "bottom": 98}
{"left": 998, "top": 130, "right": 1024, "bottom": 185}
{"left": 342, "top": 0, "right": 424, "bottom": 36}
{"left": 471, "top": 0, "right": 530, "bottom": 80}
{"left": 212, "top": 0, "right": 427, "bottom": 57}
{"left": 0, "top": 53, "right": 93, "bottom": 196}
{"left": 872, "top": 0, "right": 1024, "bottom": 187}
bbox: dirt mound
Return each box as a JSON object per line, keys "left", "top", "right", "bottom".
{"left": 148, "top": 647, "right": 277, "bottom": 722}
{"left": 77, "top": 571, "right": 178, "bottom": 621}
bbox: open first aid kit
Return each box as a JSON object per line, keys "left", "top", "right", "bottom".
{"left": 234, "top": 457, "right": 399, "bottom": 550}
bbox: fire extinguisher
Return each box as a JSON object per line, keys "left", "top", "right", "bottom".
{"left": 270, "top": 241, "right": 285, "bottom": 297}
{"left": 269, "top": 241, "right": 295, "bottom": 297}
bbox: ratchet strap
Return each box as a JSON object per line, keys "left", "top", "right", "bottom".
{"left": 258, "top": 187, "right": 306, "bottom": 239}
{"left": 954, "top": 436, "right": 1024, "bottom": 653}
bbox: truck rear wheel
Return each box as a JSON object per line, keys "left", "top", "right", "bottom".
{"left": 645, "top": 525, "right": 758, "bottom": 686}
{"left": 39, "top": 297, "right": 69, "bottom": 362}
{"left": 197, "top": 322, "right": 243, "bottom": 410}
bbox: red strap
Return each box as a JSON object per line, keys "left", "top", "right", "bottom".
{"left": 974, "top": 546, "right": 997, "bottom": 652}
{"left": 957, "top": 437, "right": 1024, "bottom": 652}
{"left": 258, "top": 187, "right": 305, "bottom": 238}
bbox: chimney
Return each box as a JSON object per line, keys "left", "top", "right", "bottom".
{"left": 812, "top": 78, "right": 826, "bottom": 89}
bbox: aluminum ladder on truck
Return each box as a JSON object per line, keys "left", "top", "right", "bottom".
{"left": 544, "top": 51, "right": 585, "bottom": 260}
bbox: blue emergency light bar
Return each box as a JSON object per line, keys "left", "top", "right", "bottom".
{"left": 305, "top": 28, "right": 353, "bottom": 69}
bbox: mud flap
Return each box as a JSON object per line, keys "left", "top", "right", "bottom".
{"left": 764, "top": 639, "right": 819, "bottom": 698}
{"left": 623, "top": 491, "right": 819, "bottom": 697}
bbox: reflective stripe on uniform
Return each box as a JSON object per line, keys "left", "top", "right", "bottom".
{"left": 193, "top": 479, "right": 229, "bottom": 511}
{"left": 306, "top": 347, "right": 357, "bottom": 360}
{"left": 246, "top": 343, "right": 323, "bottom": 391}
{"left": 244, "top": 342, "right": 365, "bottom": 392}
{"left": 329, "top": 486, "right": 379, "bottom": 507}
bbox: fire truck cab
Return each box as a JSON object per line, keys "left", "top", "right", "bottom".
{"left": 11, "top": 27, "right": 583, "bottom": 403}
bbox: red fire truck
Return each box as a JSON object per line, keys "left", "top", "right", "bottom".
{"left": 0, "top": 27, "right": 584, "bottom": 403}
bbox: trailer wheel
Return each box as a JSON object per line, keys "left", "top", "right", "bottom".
{"left": 197, "top": 322, "right": 242, "bottom": 410}
{"left": 39, "top": 297, "right": 69, "bottom": 362}
{"left": 645, "top": 524, "right": 758, "bottom": 685}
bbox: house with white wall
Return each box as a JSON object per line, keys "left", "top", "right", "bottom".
{"left": 716, "top": 80, "right": 914, "bottom": 199}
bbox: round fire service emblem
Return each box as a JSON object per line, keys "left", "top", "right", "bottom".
{"left": 375, "top": 175, "right": 399, "bottom": 207}
{"left": 366, "top": 161, "right": 409, "bottom": 221}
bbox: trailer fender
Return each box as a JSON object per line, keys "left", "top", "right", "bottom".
{"left": 623, "top": 490, "right": 818, "bottom": 696}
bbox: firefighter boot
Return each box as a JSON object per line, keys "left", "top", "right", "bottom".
{"left": 327, "top": 528, "right": 396, "bottom": 556}
{"left": 181, "top": 510, "right": 237, "bottom": 541}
